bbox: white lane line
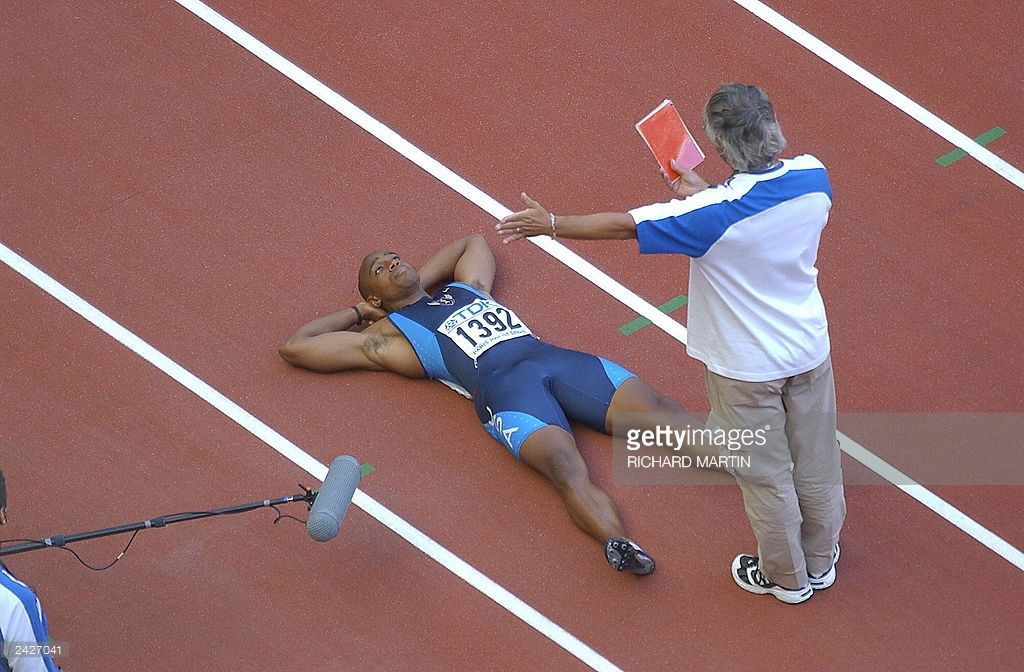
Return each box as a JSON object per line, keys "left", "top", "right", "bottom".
{"left": 730, "top": 0, "right": 1024, "bottom": 191}
{"left": 839, "top": 434, "right": 1024, "bottom": 570}
{"left": 173, "top": 0, "right": 1024, "bottom": 573}
{"left": 0, "top": 241, "right": 622, "bottom": 672}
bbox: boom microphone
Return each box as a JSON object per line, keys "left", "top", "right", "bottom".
{"left": 306, "top": 456, "right": 361, "bottom": 542}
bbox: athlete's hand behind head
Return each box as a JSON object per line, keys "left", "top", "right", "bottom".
{"left": 356, "top": 300, "right": 389, "bottom": 323}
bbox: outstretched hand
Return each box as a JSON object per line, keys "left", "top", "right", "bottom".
{"left": 495, "top": 193, "right": 551, "bottom": 244}
{"left": 661, "top": 160, "right": 710, "bottom": 198}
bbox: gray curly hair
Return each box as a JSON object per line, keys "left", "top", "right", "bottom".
{"left": 703, "top": 84, "right": 786, "bottom": 173}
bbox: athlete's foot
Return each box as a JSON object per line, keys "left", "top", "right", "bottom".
{"left": 605, "top": 537, "right": 656, "bottom": 575}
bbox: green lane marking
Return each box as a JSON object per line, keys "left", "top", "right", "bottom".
{"left": 936, "top": 127, "right": 1007, "bottom": 166}
{"left": 619, "top": 295, "right": 687, "bottom": 336}
{"left": 360, "top": 463, "right": 375, "bottom": 477}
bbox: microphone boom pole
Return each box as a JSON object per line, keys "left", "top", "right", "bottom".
{"left": 0, "top": 490, "right": 315, "bottom": 558}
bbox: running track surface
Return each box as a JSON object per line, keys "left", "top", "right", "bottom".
{"left": 1, "top": 1, "right": 1021, "bottom": 670}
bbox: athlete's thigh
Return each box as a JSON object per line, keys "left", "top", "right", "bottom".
{"left": 474, "top": 359, "right": 570, "bottom": 459}
{"left": 541, "top": 345, "right": 638, "bottom": 433}
{"left": 605, "top": 376, "right": 688, "bottom": 431}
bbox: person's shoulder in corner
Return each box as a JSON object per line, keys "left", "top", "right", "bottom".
{"left": 787, "top": 154, "right": 826, "bottom": 170}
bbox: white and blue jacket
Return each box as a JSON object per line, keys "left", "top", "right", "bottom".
{"left": 630, "top": 154, "right": 833, "bottom": 381}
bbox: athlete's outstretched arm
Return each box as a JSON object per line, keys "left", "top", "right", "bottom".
{"left": 279, "top": 302, "right": 387, "bottom": 373}
{"left": 417, "top": 234, "right": 495, "bottom": 295}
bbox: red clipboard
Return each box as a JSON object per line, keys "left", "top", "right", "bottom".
{"left": 636, "top": 99, "right": 705, "bottom": 179}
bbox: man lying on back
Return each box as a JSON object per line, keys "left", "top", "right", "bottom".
{"left": 280, "top": 234, "right": 714, "bottom": 574}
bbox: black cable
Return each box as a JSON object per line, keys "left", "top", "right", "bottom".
{"left": 61, "top": 530, "right": 141, "bottom": 571}
{"left": 0, "top": 532, "right": 139, "bottom": 571}
{"left": 269, "top": 504, "right": 306, "bottom": 526}
{"left": 0, "top": 499, "right": 308, "bottom": 570}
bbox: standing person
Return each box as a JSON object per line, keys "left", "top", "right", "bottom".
{"left": 496, "top": 83, "right": 845, "bottom": 603}
{"left": 1, "top": 468, "right": 60, "bottom": 671}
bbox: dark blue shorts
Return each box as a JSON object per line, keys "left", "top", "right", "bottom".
{"left": 473, "top": 339, "right": 636, "bottom": 458}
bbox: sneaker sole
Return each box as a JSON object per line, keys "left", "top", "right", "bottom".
{"left": 731, "top": 556, "right": 813, "bottom": 604}
{"left": 629, "top": 557, "right": 656, "bottom": 576}
{"left": 808, "top": 566, "right": 835, "bottom": 590}
{"left": 605, "top": 538, "right": 656, "bottom": 576}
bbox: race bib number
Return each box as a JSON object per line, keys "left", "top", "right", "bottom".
{"left": 437, "top": 299, "right": 532, "bottom": 358}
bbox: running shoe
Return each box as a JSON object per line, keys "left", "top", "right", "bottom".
{"left": 731, "top": 554, "right": 812, "bottom": 604}
{"left": 808, "top": 543, "right": 841, "bottom": 590}
{"left": 605, "top": 537, "right": 656, "bottom": 575}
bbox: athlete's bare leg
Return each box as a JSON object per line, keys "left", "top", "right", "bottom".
{"left": 605, "top": 377, "right": 726, "bottom": 465}
{"left": 518, "top": 425, "right": 625, "bottom": 543}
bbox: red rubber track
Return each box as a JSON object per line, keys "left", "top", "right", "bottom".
{"left": 196, "top": 0, "right": 1024, "bottom": 547}
{"left": 1, "top": 1, "right": 1021, "bottom": 670}
{"left": 770, "top": 0, "right": 1024, "bottom": 146}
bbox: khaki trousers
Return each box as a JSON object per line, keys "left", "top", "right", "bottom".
{"left": 705, "top": 356, "right": 846, "bottom": 589}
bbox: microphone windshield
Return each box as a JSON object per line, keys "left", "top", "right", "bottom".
{"left": 307, "top": 456, "right": 361, "bottom": 542}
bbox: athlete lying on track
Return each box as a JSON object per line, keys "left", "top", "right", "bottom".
{"left": 280, "top": 234, "right": 712, "bottom": 575}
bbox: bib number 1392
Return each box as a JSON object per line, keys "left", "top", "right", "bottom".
{"left": 438, "top": 299, "right": 532, "bottom": 358}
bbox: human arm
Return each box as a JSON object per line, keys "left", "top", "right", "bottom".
{"left": 496, "top": 160, "right": 711, "bottom": 244}
{"left": 278, "top": 302, "right": 389, "bottom": 373}
{"left": 416, "top": 233, "right": 495, "bottom": 294}
{"left": 495, "top": 193, "right": 637, "bottom": 244}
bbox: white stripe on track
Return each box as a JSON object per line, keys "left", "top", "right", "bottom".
{"left": 172, "top": 0, "right": 1024, "bottom": 573}
{"left": 730, "top": 0, "right": 1024, "bottom": 190}
{"left": 839, "top": 434, "right": 1024, "bottom": 570}
{"left": 0, "top": 241, "right": 623, "bottom": 672}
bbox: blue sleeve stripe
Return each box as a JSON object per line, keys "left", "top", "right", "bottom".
{"left": 629, "top": 184, "right": 737, "bottom": 225}
{"left": 387, "top": 312, "right": 453, "bottom": 381}
{"left": 636, "top": 167, "right": 831, "bottom": 257}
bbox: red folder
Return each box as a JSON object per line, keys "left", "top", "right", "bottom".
{"left": 636, "top": 99, "right": 705, "bottom": 179}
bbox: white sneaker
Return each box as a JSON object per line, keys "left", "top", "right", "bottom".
{"left": 731, "top": 554, "right": 813, "bottom": 604}
{"left": 808, "top": 543, "right": 841, "bottom": 590}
